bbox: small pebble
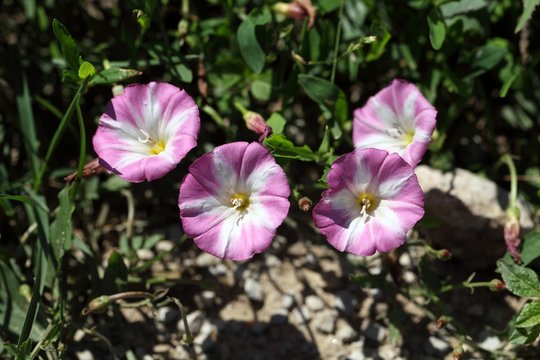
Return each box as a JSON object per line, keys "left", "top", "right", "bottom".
{"left": 265, "top": 254, "right": 282, "bottom": 267}
{"left": 403, "top": 271, "right": 416, "bottom": 284}
{"left": 136, "top": 248, "right": 154, "bottom": 261}
{"left": 281, "top": 293, "right": 296, "bottom": 310}
{"left": 76, "top": 350, "right": 94, "bottom": 360}
{"left": 195, "top": 252, "right": 220, "bottom": 267}
{"left": 335, "top": 322, "right": 357, "bottom": 343}
{"left": 313, "top": 310, "right": 337, "bottom": 334}
{"left": 178, "top": 310, "right": 205, "bottom": 335}
{"left": 158, "top": 306, "right": 180, "bottom": 325}
{"left": 156, "top": 240, "right": 175, "bottom": 252}
{"left": 305, "top": 295, "right": 325, "bottom": 312}
{"left": 335, "top": 290, "right": 359, "bottom": 314}
{"left": 208, "top": 263, "right": 228, "bottom": 276}
{"left": 294, "top": 306, "right": 312, "bottom": 323}
{"left": 399, "top": 253, "right": 412, "bottom": 267}
{"left": 362, "top": 321, "right": 386, "bottom": 343}
{"left": 426, "top": 336, "right": 450, "bottom": 354}
{"left": 479, "top": 335, "right": 502, "bottom": 351}
{"left": 244, "top": 278, "right": 264, "bottom": 303}
{"left": 195, "top": 321, "right": 217, "bottom": 351}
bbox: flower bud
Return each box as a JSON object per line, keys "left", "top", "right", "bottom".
{"left": 82, "top": 295, "right": 110, "bottom": 315}
{"left": 244, "top": 111, "right": 272, "bottom": 142}
{"left": 488, "top": 279, "right": 506, "bottom": 292}
{"left": 504, "top": 207, "right": 521, "bottom": 263}
{"left": 64, "top": 158, "right": 106, "bottom": 183}
{"left": 298, "top": 197, "right": 312, "bottom": 212}
{"left": 273, "top": 1, "right": 316, "bottom": 29}
{"left": 435, "top": 316, "right": 448, "bottom": 330}
{"left": 436, "top": 249, "right": 452, "bottom": 261}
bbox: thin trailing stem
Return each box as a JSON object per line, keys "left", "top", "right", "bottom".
{"left": 33, "top": 78, "right": 89, "bottom": 191}
{"left": 330, "top": 0, "right": 345, "bottom": 84}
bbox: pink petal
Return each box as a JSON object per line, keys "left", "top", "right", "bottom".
{"left": 93, "top": 82, "right": 200, "bottom": 182}
{"left": 179, "top": 142, "right": 290, "bottom": 260}
{"left": 353, "top": 79, "right": 437, "bottom": 166}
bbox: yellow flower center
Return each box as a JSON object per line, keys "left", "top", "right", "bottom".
{"left": 403, "top": 130, "right": 415, "bottom": 146}
{"left": 230, "top": 193, "right": 250, "bottom": 211}
{"left": 150, "top": 139, "right": 167, "bottom": 155}
{"left": 357, "top": 192, "right": 379, "bottom": 217}
{"left": 137, "top": 129, "right": 167, "bottom": 155}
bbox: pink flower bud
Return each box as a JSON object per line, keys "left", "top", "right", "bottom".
{"left": 504, "top": 208, "right": 521, "bottom": 263}
{"left": 298, "top": 197, "right": 312, "bottom": 212}
{"left": 64, "top": 158, "right": 106, "bottom": 183}
{"left": 244, "top": 111, "right": 272, "bottom": 142}
{"left": 488, "top": 279, "right": 506, "bottom": 292}
{"left": 435, "top": 316, "right": 448, "bottom": 330}
{"left": 273, "top": 0, "right": 316, "bottom": 29}
{"left": 436, "top": 249, "right": 452, "bottom": 261}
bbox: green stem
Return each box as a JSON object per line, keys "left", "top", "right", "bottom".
{"left": 500, "top": 154, "right": 518, "bottom": 209}
{"left": 330, "top": 0, "right": 345, "bottom": 84}
{"left": 33, "top": 79, "right": 89, "bottom": 191}
{"left": 75, "top": 104, "right": 86, "bottom": 180}
{"left": 440, "top": 281, "right": 493, "bottom": 293}
{"left": 233, "top": 101, "right": 249, "bottom": 115}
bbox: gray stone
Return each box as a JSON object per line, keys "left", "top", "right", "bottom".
{"left": 208, "top": 263, "right": 228, "bottom": 276}
{"left": 362, "top": 321, "right": 386, "bottom": 343}
{"left": 265, "top": 254, "right": 282, "bottom": 268}
{"left": 178, "top": 310, "right": 205, "bottom": 335}
{"left": 195, "top": 252, "right": 220, "bottom": 267}
{"left": 346, "top": 350, "right": 365, "bottom": 360}
{"left": 294, "top": 306, "right": 312, "bottom": 323}
{"left": 158, "top": 306, "right": 180, "bottom": 325}
{"left": 244, "top": 278, "right": 264, "bottom": 302}
{"left": 282, "top": 293, "right": 296, "bottom": 310}
{"left": 195, "top": 321, "right": 217, "bottom": 351}
{"left": 313, "top": 310, "right": 338, "bottom": 334}
{"left": 479, "top": 335, "right": 502, "bottom": 351}
{"left": 305, "top": 295, "right": 325, "bottom": 312}
{"left": 76, "top": 350, "right": 94, "bottom": 360}
{"left": 335, "top": 322, "right": 357, "bottom": 343}
{"left": 416, "top": 166, "right": 534, "bottom": 268}
{"left": 426, "top": 336, "right": 450, "bottom": 354}
{"left": 335, "top": 290, "right": 359, "bottom": 314}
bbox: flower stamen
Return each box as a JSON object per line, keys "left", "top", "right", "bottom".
{"left": 357, "top": 193, "right": 379, "bottom": 223}
{"left": 138, "top": 128, "right": 153, "bottom": 144}
{"left": 385, "top": 126, "right": 402, "bottom": 139}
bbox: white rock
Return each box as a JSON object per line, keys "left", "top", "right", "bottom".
{"left": 399, "top": 253, "right": 412, "bottom": 267}
{"left": 305, "top": 295, "right": 325, "bottom": 312}
{"left": 346, "top": 350, "right": 366, "bottom": 360}
{"left": 479, "top": 335, "right": 502, "bottom": 351}
{"left": 281, "top": 293, "right": 296, "bottom": 310}
{"left": 416, "top": 165, "right": 534, "bottom": 268}
{"left": 195, "top": 252, "right": 220, "bottom": 267}
{"left": 362, "top": 321, "right": 386, "bottom": 343}
{"left": 294, "top": 306, "right": 312, "bottom": 323}
{"left": 426, "top": 336, "right": 449, "bottom": 354}
{"left": 313, "top": 310, "right": 337, "bottom": 334}
{"left": 403, "top": 271, "right": 416, "bottom": 284}
{"left": 136, "top": 248, "right": 154, "bottom": 261}
{"left": 379, "top": 344, "right": 400, "bottom": 360}
{"left": 155, "top": 240, "right": 175, "bottom": 252}
{"left": 178, "top": 310, "right": 205, "bottom": 335}
{"left": 265, "top": 254, "right": 282, "bottom": 267}
{"left": 335, "top": 322, "right": 357, "bottom": 343}
{"left": 76, "top": 350, "right": 94, "bottom": 360}
{"left": 208, "top": 263, "right": 228, "bottom": 276}
{"left": 244, "top": 278, "right": 264, "bottom": 302}
{"left": 158, "top": 306, "right": 180, "bottom": 324}
{"left": 195, "top": 321, "right": 217, "bottom": 351}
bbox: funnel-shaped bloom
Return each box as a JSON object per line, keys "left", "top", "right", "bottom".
{"left": 93, "top": 82, "right": 200, "bottom": 182}
{"left": 312, "top": 148, "right": 424, "bottom": 256}
{"left": 179, "top": 142, "right": 290, "bottom": 260}
{"left": 353, "top": 79, "right": 437, "bottom": 167}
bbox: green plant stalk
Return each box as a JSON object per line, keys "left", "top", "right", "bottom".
{"left": 33, "top": 78, "right": 89, "bottom": 191}
{"left": 330, "top": 0, "right": 345, "bottom": 84}
{"left": 500, "top": 154, "right": 518, "bottom": 209}
{"left": 440, "top": 281, "right": 494, "bottom": 293}
{"left": 69, "top": 102, "right": 86, "bottom": 198}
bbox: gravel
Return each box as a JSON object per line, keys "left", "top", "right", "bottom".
{"left": 244, "top": 278, "right": 264, "bottom": 303}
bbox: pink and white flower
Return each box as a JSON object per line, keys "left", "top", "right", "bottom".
{"left": 353, "top": 79, "right": 437, "bottom": 167}
{"left": 178, "top": 142, "right": 290, "bottom": 260}
{"left": 93, "top": 82, "right": 200, "bottom": 182}
{"left": 312, "top": 148, "right": 424, "bottom": 256}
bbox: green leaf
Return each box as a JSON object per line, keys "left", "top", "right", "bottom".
{"left": 101, "top": 251, "right": 128, "bottom": 295}
{"left": 248, "top": 7, "right": 272, "bottom": 25}
{"left": 298, "top": 74, "right": 342, "bottom": 108}
{"left": 521, "top": 230, "right": 540, "bottom": 266}
{"left": 78, "top": 61, "right": 96, "bottom": 79}
{"left": 263, "top": 134, "right": 318, "bottom": 162}
{"left": 90, "top": 67, "right": 142, "bottom": 85}
{"left": 427, "top": 9, "right": 446, "bottom": 50}
{"left": 266, "top": 113, "right": 287, "bottom": 135}
{"left": 237, "top": 19, "right": 265, "bottom": 73}
{"left": 516, "top": 301, "right": 540, "bottom": 328}
{"left": 251, "top": 79, "right": 272, "bottom": 101}
{"left": 472, "top": 40, "right": 507, "bottom": 72}
{"left": 499, "top": 65, "right": 521, "bottom": 98}
{"left": 515, "top": 0, "right": 540, "bottom": 33}
{"left": 509, "top": 324, "right": 540, "bottom": 345}
{"left": 366, "top": 25, "right": 391, "bottom": 62}
{"left": 52, "top": 19, "right": 81, "bottom": 74}
{"left": 174, "top": 63, "right": 193, "bottom": 83}
{"left": 497, "top": 259, "right": 540, "bottom": 297}
{"left": 49, "top": 187, "right": 75, "bottom": 260}
{"left": 440, "top": 0, "right": 488, "bottom": 18}
{"left": 317, "top": 126, "right": 330, "bottom": 154}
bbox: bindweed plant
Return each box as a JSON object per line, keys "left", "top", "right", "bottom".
{"left": 1, "top": 0, "right": 540, "bottom": 358}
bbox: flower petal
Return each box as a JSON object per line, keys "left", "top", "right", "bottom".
{"left": 353, "top": 79, "right": 437, "bottom": 166}
{"left": 93, "top": 82, "right": 200, "bottom": 182}
{"left": 179, "top": 142, "right": 290, "bottom": 260}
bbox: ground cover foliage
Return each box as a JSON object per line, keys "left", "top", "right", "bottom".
{"left": 1, "top": 0, "right": 540, "bottom": 358}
